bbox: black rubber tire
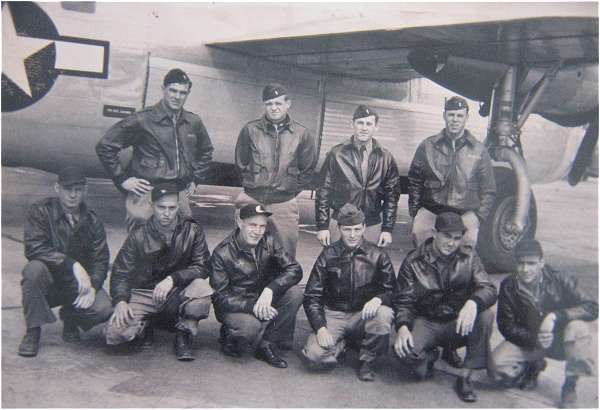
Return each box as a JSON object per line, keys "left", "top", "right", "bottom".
{"left": 477, "top": 171, "right": 538, "bottom": 273}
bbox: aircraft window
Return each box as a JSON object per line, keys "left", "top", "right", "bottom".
{"left": 61, "top": 2, "right": 96, "bottom": 13}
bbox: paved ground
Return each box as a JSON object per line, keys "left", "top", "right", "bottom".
{"left": 1, "top": 167, "right": 597, "bottom": 408}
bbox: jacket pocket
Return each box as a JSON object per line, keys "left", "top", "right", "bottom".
{"left": 424, "top": 179, "right": 443, "bottom": 189}
{"left": 139, "top": 156, "right": 159, "bottom": 169}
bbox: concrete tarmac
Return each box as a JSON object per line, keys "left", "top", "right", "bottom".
{"left": 1, "top": 167, "right": 597, "bottom": 408}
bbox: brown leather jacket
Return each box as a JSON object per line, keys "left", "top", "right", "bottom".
{"left": 497, "top": 266, "right": 598, "bottom": 349}
{"left": 24, "top": 197, "right": 109, "bottom": 290}
{"left": 394, "top": 238, "right": 497, "bottom": 330}
{"left": 408, "top": 130, "right": 496, "bottom": 220}
{"left": 235, "top": 115, "right": 317, "bottom": 204}
{"left": 209, "top": 230, "right": 302, "bottom": 314}
{"left": 110, "top": 215, "right": 210, "bottom": 305}
{"left": 315, "top": 137, "right": 401, "bottom": 232}
{"left": 304, "top": 240, "right": 397, "bottom": 331}
{"left": 96, "top": 101, "right": 214, "bottom": 190}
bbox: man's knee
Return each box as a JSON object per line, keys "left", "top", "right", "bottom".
{"left": 224, "top": 313, "right": 263, "bottom": 341}
{"left": 280, "top": 285, "right": 304, "bottom": 307}
{"left": 365, "top": 306, "right": 394, "bottom": 335}
{"left": 182, "top": 296, "right": 211, "bottom": 320}
{"left": 563, "top": 320, "right": 592, "bottom": 342}
{"left": 22, "top": 261, "right": 52, "bottom": 284}
{"left": 83, "top": 290, "right": 113, "bottom": 322}
{"left": 302, "top": 334, "right": 339, "bottom": 367}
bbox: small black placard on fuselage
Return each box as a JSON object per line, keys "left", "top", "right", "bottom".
{"left": 103, "top": 105, "right": 135, "bottom": 118}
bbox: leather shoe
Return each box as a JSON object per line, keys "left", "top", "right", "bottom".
{"left": 358, "top": 360, "right": 375, "bottom": 382}
{"left": 174, "top": 331, "right": 195, "bottom": 361}
{"left": 559, "top": 376, "right": 578, "bottom": 408}
{"left": 441, "top": 348, "right": 463, "bottom": 368}
{"left": 221, "top": 336, "right": 242, "bottom": 358}
{"left": 132, "top": 324, "right": 154, "bottom": 351}
{"left": 18, "top": 327, "right": 41, "bottom": 357}
{"left": 455, "top": 377, "right": 477, "bottom": 403}
{"left": 254, "top": 343, "right": 287, "bottom": 368}
{"left": 62, "top": 321, "right": 81, "bottom": 343}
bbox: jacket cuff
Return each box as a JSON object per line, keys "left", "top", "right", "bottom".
{"left": 90, "top": 275, "right": 104, "bottom": 290}
{"left": 470, "top": 296, "right": 486, "bottom": 313}
{"left": 243, "top": 299, "right": 256, "bottom": 314}
{"left": 112, "top": 174, "right": 128, "bottom": 188}
{"left": 395, "top": 320, "right": 412, "bottom": 332}
{"left": 112, "top": 295, "right": 129, "bottom": 307}
{"left": 170, "top": 272, "right": 184, "bottom": 288}
{"left": 60, "top": 256, "right": 77, "bottom": 274}
{"left": 267, "top": 282, "right": 284, "bottom": 299}
{"left": 381, "top": 226, "right": 394, "bottom": 233}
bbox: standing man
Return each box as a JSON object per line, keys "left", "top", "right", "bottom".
{"left": 96, "top": 68, "right": 214, "bottom": 231}
{"left": 210, "top": 203, "right": 303, "bottom": 368}
{"left": 105, "top": 182, "right": 213, "bottom": 361}
{"left": 316, "top": 105, "right": 401, "bottom": 248}
{"left": 302, "top": 203, "right": 397, "bottom": 382}
{"left": 489, "top": 240, "right": 598, "bottom": 408}
{"left": 18, "top": 166, "right": 113, "bottom": 357}
{"left": 235, "top": 83, "right": 318, "bottom": 257}
{"left": 393, "top": 212, "right": 497, "bottom": 403}
{"left": 408, "top": 96, "right": 496, "bottom": 248}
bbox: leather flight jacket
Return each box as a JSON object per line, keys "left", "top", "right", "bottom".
{"left": 209, "top": 230, "right": 303, "bottom": 314}
{"left": 110, "top": 215, "right": 211, "bottom": 305}
{"left": 24, "top": 197, "right": 109, "bottom": 290}
{"left": 497, "top": 266, "right": 598, "bottom": 349}
{"left": 235, "top": 115, "right": 318, "bottom": 204}
{"left": 315, "top": 137, "right": 401, "bottom": 232}
{"left": 96, "top": 101, "right": 214, "bottom": 191}
{"left": 407, "top": 129, "right": 496, "bottom": 220}
{"left": 303, "top": 240, "right": 397, "bottom": 331}
{"left": 394, "top": 238, "right": 497, "bottom": 330}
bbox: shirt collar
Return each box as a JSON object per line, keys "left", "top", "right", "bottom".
{"left": 154, "top": 100, "right": 187, "bottom": 124}
{"left": 352, "top": 136, "right": 373, "bottom": 153}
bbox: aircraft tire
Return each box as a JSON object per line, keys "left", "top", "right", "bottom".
{"left": 477, "top": 169, "right": 538, "bottom": 273}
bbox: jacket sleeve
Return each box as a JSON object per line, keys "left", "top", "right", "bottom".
{"left": 407, "top": 143, "right": 427, "bottom": 218}
{"left": 315, "top": 152, "right": 334, "bottom": 231}
{"left": 234, "top": 125, "right": 252, "bottom": 175}
{"left": 89, "top": 218, "right": 110, "bottom": 290}
{"left": 393, "top": 255, "right": 418, "bottom": 330}
{"left": 110, "top": 233, "right": 139, "bottom": 306}
{"left": 24, "top": 204, "right": 74, "bottom": 272}
{"left": 209, "top": 251, "right": 255, "bottom": 314}
{"left": 475, "top": 148, "right": 496, "bottom": 221}
{"left": 191, "top": 119, "right": 214, "bottom": 184}
{"left": 95, "top": 115, "right": 140, "bottom": 188}
{"left": 375, "top": 251, "right": 397, "bottom": 306}
{"left": 170, "top": 225, "right": 211, "bottom": 287}
{"left": 266, "top": 238, "right": 303, "bottom": 298}
{"left": 552, "top": 272, "right": 599, "bottom": 328}
{"left": 467, "top": 253, "right": 498, "bottom": 312}
{"left": 381, "top": 154, "right": 402, "bottom": 233}
{"left": 497, "top": 280, "right": 538, "bottom": 348}
{"left": 297, "top": 129, "right": 318, "bottom": 191}
{"left": 303, "top": 251, "right": 328, "bottom": 331}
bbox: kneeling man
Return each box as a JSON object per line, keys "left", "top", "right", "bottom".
{"left": 302, "top": 203, "right": 396, "bottom": 381}
{"left": 105, "top": 182, "right": 213, "bottom": 361}
{"left": 489, "top": 239, "right": 598, "bottom": 408}
{"left": 393, "top": 212, "right": 497, "bottom": 402}
{"left": 19, "top": 166, "right": 112, "bottom": 357}
{"left": 210, "top": 203, "right": 303, "bottom": 368}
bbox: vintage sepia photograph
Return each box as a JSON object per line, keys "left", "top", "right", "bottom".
{"left": 2, "top": 1, "right": 598, "bottom": 408}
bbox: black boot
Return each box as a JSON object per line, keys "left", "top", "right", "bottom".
{"left": 559, "top": 376, "right": 578, "bottom": 408}
{"left": 254, "top": 343, "right": 287, "bottom": 368}
{"left": 18, "top": 327, "right": 41, "bottom": 357}
{"left": 519, "top": 358, "right": 547, "bottom": 390}
{"left": 62, "top": 321, "right": 81, "bottom": 343}
{"left": 455, "top": 376, "right": 477, "bottom": 403}
{"left": 358, "top": 360, "right": 375, "bottom": 382}
{"left": 221, "top": 335, "right": 242, "bottom": 358}
{"left": 174, "top": 330, "right": 195, "bottom": 361}
{"left": 132, "top": 323, "right": 154, "bottom": 351}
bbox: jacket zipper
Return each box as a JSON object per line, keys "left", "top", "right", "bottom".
{"left": 172, "top": 116, "right": 181, "bottom": 177}
{"left": 349, "top": 250, "right": 355, "bottom": 305}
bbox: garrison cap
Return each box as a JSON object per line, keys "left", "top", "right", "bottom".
{"left": 445, "top": 96, "right": 469, "bottom": 112}
{"left": 262, "top": 83, "right": 287, "bottom": 102}
{"left": 353, "top": 104, "right": 379, "bottom": 122}
{"left": 337, "top": 203, "right": 365, "bottom": 226}
{"left": 151, "top": 181, "right": 180, "bottom": 202}
{"left": 515, "top": 239, "right": 544, "bottom": 259}
{"left": 239, "top": 203, "right": 272, "bottom": 220}
{"left": 434, "top": 212, "right": 466, "bottom": 233}
{"left": 163, "top": 68, "right": 192, "bottom": 87}
{"left": 57, "top": 166, "right": 86, "bottom": 188}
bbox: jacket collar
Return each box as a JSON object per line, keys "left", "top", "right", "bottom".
{"left": 432, "top": 129, "right": 477, "bottom": 148}
{"left": 258, "top": 114, "right": 295, "bottom": 133}
{"left": 152, "top": 101, "right": 190, "bottom": 124}
{"left": 344, "top": 136, "right": 383, "bottom": 154}
{"left": 228, "top": 228, "right": 265, "bottom": 256}
{"left": 50, "top": 197, "right": 91, "bottom": 223}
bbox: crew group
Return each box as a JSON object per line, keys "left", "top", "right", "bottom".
{"left": 18, "top": 69, "right": 597, "bottom": 407}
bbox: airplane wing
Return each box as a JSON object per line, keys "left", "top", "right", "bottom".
{"left": 209, "top": 16, "right": 598, "bottom": 83}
